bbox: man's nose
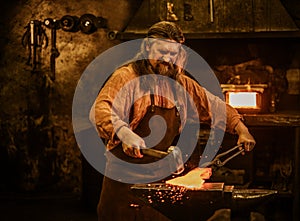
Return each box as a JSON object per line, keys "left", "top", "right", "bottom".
{"left": 161, "top": 55, "right": 171, "bottom": 63}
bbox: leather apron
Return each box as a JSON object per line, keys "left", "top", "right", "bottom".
{"left": 97, "top": 94, "right": 181, "bottom": 221}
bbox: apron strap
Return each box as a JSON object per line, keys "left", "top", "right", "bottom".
{"left": 149, "top": 81, "right": 180, "bottom": 113}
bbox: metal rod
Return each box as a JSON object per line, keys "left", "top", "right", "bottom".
{"left": 210, "top": 0, "right": 214, "bottom": 23}
{"left": 30, "top": 21, "right": 37, "bottom": 70}
{"left": 216, "top": 144, "right": 243, "bottom": 158}
{"left": 201, "top": 144, "right": 244, "bottom": 168}
{"left": 221, "top": 149, "right": 245, "bottom": 166}
{"left": 141, "top": 148, "right": 168, "bottom": 158}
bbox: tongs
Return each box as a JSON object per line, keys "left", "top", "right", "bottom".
{"left": 201, "top": 144, "right": 245, "bottom": 168}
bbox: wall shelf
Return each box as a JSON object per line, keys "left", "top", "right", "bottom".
{"left": 243, "top": 112, "right": 300, "bottom": 127}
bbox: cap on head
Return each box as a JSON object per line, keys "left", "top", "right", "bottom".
{"left": 147, "top": 21, "right": 185, "bottom": 44}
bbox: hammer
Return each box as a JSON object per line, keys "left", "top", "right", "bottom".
{"left": 141, "top": 146, "right": 184, "bottom": 175}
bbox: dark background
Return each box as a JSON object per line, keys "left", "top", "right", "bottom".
{"left": 0, "top": 0, "right": 299, "bottom": 220}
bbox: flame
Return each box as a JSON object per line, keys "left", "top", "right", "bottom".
{"left": 228, "top": 92, "right": 257, "bottom": 108}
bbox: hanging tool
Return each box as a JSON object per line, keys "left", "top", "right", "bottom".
{"left": 44, "top": 18, "right": 60, "bottom": 81}
{"left": 166, "top": 1, "right": 179, "bottom": 21}
{"left": 50, "top": 21, "right": 60, "bottom": 81}
{"left": 60, "top": 15, "right": 79, "bottom": 32}
{"left": 209, "top": 0, "right": 214, "bottom": 23}
{"left": 22, "top": 20, "right": 48, "bottom": 71}
{"left": 201, "top": 144, "right": 245, "bottom": 169}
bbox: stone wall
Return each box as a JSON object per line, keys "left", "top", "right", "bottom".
{"left": 0, "top": 0, "right": 140, "bottom": 193}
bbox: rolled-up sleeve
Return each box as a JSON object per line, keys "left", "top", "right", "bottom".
{"left": 178, "top": 74, "right": 242, "bottom": 134}
{"left": 90, "top": 66, "right": 136, "bottom": 149}
{"left": 203, "top": 89, "right": 242, "bottom": 134}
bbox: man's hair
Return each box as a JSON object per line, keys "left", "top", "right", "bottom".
{"left": 147, "top": 21, "right": 185, "bottom": 44}
{"left": 130, "top": 21, "right": 187, "bottom": 85}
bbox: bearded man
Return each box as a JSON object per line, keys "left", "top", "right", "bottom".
{"left": 91, "top": 21, "right": 256, "bottom": 221}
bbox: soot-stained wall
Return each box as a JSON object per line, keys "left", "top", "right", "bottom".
{"left": 0, "top": 0, "right": 141, "bottom": 193}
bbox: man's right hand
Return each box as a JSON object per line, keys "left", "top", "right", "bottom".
{"left": 116, "top": 126, "right": 145, "bottom": 158}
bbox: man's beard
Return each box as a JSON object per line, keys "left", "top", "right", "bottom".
{"left": 153, "top": 61, "right": 177, "bottom": 78}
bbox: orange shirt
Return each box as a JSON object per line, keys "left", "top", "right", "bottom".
{"left": 91, "top": 64, "right": 242, "bottom": 150}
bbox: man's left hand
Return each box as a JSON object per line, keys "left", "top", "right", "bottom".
{"left": 235, "top": 121, "right": 256, "bottom": 152}
{"left": 237, "top": 132, "right": 256, "bottom": 152}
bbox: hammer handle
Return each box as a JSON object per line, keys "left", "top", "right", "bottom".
{"left": 141, "top": 148, "right": 168, "bottom": 159}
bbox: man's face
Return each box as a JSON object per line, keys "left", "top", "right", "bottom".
{"left": 147, "top": 39, "right": 181, "bottom": 76}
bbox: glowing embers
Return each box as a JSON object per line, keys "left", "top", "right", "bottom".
{"left": 221, "top": 84, "right": 268, "bottom": 113}
{"left": 227, "top": 92, "right": 258, "bottom": 108}
{"left": 165, "top": 168, "right": 212, "bottom": 190}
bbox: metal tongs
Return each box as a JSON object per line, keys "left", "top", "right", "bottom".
{"left": 201, "top": 144, "right": 245, "bottom": 168}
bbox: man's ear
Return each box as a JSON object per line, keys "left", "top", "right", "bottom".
{"left": 145, "top": 39, "right": 151, "bottom": 51}
{"left": 145, "top": 42, "right": 150, "bottom": 51}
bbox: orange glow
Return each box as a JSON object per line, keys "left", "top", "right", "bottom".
{"left": 166, "top": 168, "right": 212, "bottom": 190}
{"left": 228, "top": 92, "right": 257, "bottom": 108}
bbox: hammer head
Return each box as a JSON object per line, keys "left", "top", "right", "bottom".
{"left": 168, "top": 146, "right": 184, "bottom": 175}
{"left": 140, "top": 146, "right": 185, "bottom": 175}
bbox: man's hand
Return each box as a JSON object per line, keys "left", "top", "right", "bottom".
{"left": 116, "top": 126, "right": 145, "bottom": 158}
{"left": 237, "top": 132, "right": 256, "bottom": 152}
{"left": 235, "top": 121, "right": 256, "bottom": 152}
